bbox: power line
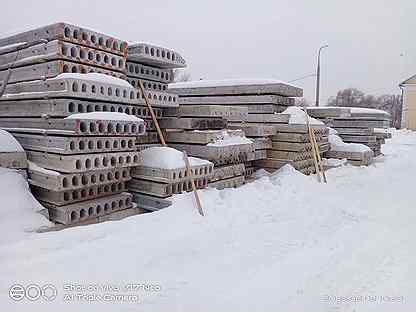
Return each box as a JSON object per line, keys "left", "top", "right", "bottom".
{"left": 288, "top": 73, "right": 316, "bottom": 83}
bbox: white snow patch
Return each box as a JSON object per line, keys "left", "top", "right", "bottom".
{"left": 0, "top": 42, "right": 27, "bottom": 54}
{"left": 141, "top": 146, "right": 211, "bottom": 169}
{"left": 1, "top": 130, "right": 416, "bottom": 311}
{"left": 0, "top": 168, "right": 51, "bottom": 245}
{"left": 65, "top": 112, "right": 143, "bottom": 122}
{"left": 169, "top": 78, "right": 299, "bottom": 89}
{"left": 28, "top": 161, "right": 60, "bottom": 176}
{"left": 207, "top": 130, "right": 253, "bottom": 146}
{"left": 53, "top": 73, "right": 132, "bottom": 88}
{"left": 0, "top": 130, "right": 24, "bottom": 152}
{"left": 322, "top": 157, "right": 347, "bottom": 167}
{"left": 329, "top": 133, "right": 371, "bottom": 153}
{"left": 283, "top": 106, "right": 324, "bottom": 125}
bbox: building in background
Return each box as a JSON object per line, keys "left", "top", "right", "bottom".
{"left": 400, "top": 75, "right": 416, "bottom": 130}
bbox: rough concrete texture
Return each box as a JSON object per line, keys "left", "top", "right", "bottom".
{"left": 338, "top": 135, "right": 377, "bottom": 143}
{"left": 324, "top": 150, "right": 374, "bottom": 162}
{"left": 127, "top": 77, "right": 168, "bottom": 92}
{"left": 32, "top": 181, "right": 126, "bottom": 206}
{"left": 273, "top": 124, "right": 329, "bottom": 135}
{"left": 0, "top": 22, "right": 127, "bottom": 56}
{"left": 271, "top": 132, "right": 328, "bottom": 143}
{"left": 27, "top": 150, "right": 142, "bottom": 173}
{"left": 0, "top": 60, "right": 125, "bottom": 84}
{"left": 28, "top": 167, "right": 131, "bottom": 191}
{"left": 45, "top": 192, "right": 133, "bottom": 225}
{"left": 170, "top": 82, "right": 302, "bottom": 97}
{"left": 1, "top": 78, "right": 178, "bottom": 108}
{"left": 131, "top": 162, "right": 214, "bottom": 183}
{"left": 245, "top": 113, "right": 289, "bottom": 124}
{"left": 324, "top": 119, "right": 390, "bottom": 129}
{"left": 166, "top": 129, "right": 245, "bottom": 144}
{"left": 251, "top": 137, "right": 272, "bottom": 150}
{"left": 271, "top": 142, "right": 314, "bottom": 152}
{"left": 128, "top": 176, "right": 208, "bottom": 198}
{"left": 0, "top": 151, "right": 27, "bottom": 169}
{"left": 126, "top": 61, "right": 173, "bottom": 83}
{"left": 159, "top": 117, "right": 227, "bottom": 130}
{"left": 306, "top": 107, "right": 351, "bottom": 118}
{"left": 128, "top": 43, "right": 186, "bottom": 69}
{"left": 0, "top": 40, "right": 125, "bottom": 73}
{"left": 209, "top": 163, "right": 246, "bottom": 182}
{"left": 14, "top": 134, "right": 137, "bottom": 154}
{"left": 0, "top": 117, "right": 145, "bottom": 136}
{"left": 0, "top": 98, "right": 163, "bottom": 118}
{"left": 174, "top": 105, "right": 248, "bottom": 122}
{"left": 177, "top": 94, "right": 295, "bottom": 106}
{"left": 228, "top": 123, "right": 277, "bottom": 137}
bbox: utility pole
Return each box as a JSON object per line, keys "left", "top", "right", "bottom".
{"left": 315, "top": 45, "right": 329, "bottom": 107}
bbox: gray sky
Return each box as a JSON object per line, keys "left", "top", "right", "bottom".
{"left": 1, "top": 0, "right": 414, "bottom": 103}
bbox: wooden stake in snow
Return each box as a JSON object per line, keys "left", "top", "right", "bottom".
{"left": 304, "top": 108, "right": 321, "bottom": 182}
{"left": 138, "top": 80, "right": 166, "bottom": 146}
{"left": 311, "top": 128, "right": 327, "bottom": 183}
{"left": 182, "top": 151, "right": 204, "bottom": 216}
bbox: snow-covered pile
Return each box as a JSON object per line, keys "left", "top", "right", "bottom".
{"left": 0, "top": 129, "right": 24, "bottom": 152}
{"left": 65, "top": 112, "right": 143, "bottom": 122}
{"left": 283, "top": 106, "right": 324, "bottom": 125}
{"left": 328, "top": 129, "right": 371, "bottom": 153}
{"left": 169, "top": 78, "right": 299, "bottom": 89}
{"left": 207, "top": 130, "right": 253, "bottom": 146}
{"left": 348, "top": 107, "right": 390, "bottom": 117}
{"left": 0, "top": 168, "right": 51, "bottom": 245}
{"left": 140, "top": 146, "right": 211, "bottom": 169}
{"left": 1, "top": 130, "right": 415, "bottom": 311}
{"left": 54, "top": 73, "right": 132, "bottom": 88}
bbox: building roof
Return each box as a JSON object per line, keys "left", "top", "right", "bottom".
{"left": 400, "top": 74, "right": 416, "bottom": 87}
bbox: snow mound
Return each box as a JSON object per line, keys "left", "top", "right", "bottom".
{"left": 0, "top": 130, "right": 24, "bottom": 152}
{"left": 207, "top": 130, "right": 253, "bottom": 146}
{"left": 169, "top": 78, "right": 299, "bottom": 89}
{"left": 283, "top": 106, "right": 324, "bottom": 125}
{"left": 54, "top": 73, "right": 132, "bottom": 88}
{"left": 65, "top": 112, "right": 143, "bottom": 122}
{"left": 141, "top": 147, "right": 211, "bottom": 169}
{"left": 0, "top": 168, "right": 51, "bottom": 245}
{"left": 328, "top": 134, "right": 371, "bottom": 153}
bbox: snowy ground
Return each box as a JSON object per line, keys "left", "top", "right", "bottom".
{"left": 1, "top": 130, "right": 415, "bottom": 311}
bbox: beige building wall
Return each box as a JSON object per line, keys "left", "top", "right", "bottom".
{"left": 401, "top": 77, "right": 416, "bottom": 130}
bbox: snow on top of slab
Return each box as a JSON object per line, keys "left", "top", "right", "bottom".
{"left": 307, "top": 106, "right": 389, "bottom": 116}
{"left": 28, "top": 161, "right": 60, "bottom": 176}
{"left": 0, "top": 130, "right": 24, "bottom": 152}
{"left": 328, "top": 134, "right": 372, "bottom": 153}
{"left": 0, "top": 42, "right": 27, "bottom": 54}
{"left": 53, "top": 73, "right": 132, "bottom": 88}
{"left": 65, "top": 112, "right": 143, "bottom": 122}
{"left": 283, "top": 106, "right": 324, "bottom": 125}
{"left": 141, "top": 146, "right": 211, "bottom": 169}
{"left": 348, "top": 107, "right": 390, "bottom": 116}
{"left": 207, "top": 130, "right": 253, "bottom": 147}
{"left": 169, "top": 78, "right": 299, "bottom": 89}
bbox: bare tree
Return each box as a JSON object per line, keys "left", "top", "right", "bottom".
{"left": 327, "top": 88, "right": 402, "bottom": 128}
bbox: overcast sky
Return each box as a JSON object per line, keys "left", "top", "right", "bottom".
{"left": 1, "top": 0, "right": 414, "bottom": 103}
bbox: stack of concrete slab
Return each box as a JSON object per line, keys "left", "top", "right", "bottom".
{"left": 6, "top": 113, "right": 145, "bottom": 226}
{"left": 254, "top": 121, "right": 330, "bottom": 174}
{"left": 0, "top": 22, "right": 128, "bottom": 86}
{"left": 169, "top": 79, "right": 302, "bottom": 177}
{"left": 126, "top": 43, "right": 184, "bottom": 152}
{"left": 307, "top": 107, "right": 391, "bottom": 157}
{"left": 161, "top": 115, "right": 254, "bottom": 189}
{"left": 128, "top": 147, "right": 213, "bottom": 204}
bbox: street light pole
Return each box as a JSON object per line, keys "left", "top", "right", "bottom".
{"left": 315, "top": 45, "right": 329, "bottom": 107}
